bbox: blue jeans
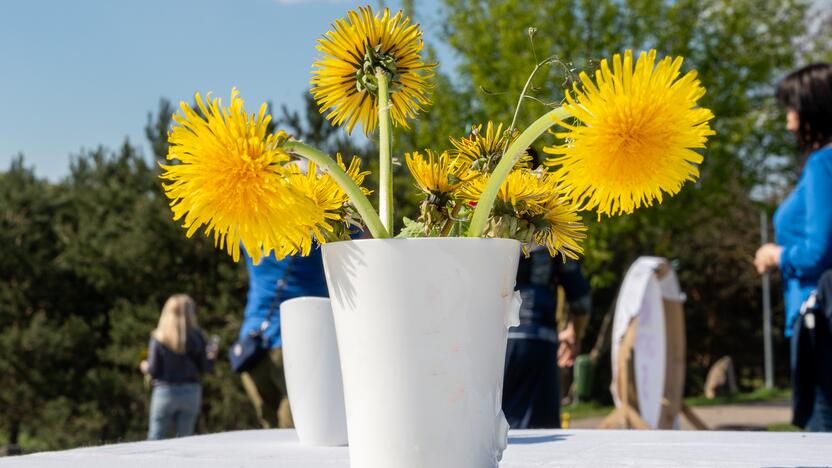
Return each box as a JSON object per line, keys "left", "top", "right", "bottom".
{"left": 148, "top": 383, "right": 202, "bottom": 440}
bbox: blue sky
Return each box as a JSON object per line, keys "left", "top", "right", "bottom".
{"left": 0, "top": 0, "right": 445, "bottom": 180}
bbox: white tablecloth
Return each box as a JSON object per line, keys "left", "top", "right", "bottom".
{"left": 3, "top": 429, "right": 831, "bottom": 468}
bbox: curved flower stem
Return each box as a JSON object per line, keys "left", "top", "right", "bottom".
{"left": 284, "top": 140, "right": 390, "bottom": 239}
{"left": 466, "top": 107, "right": 571, "bottom": 238}
{"left": 440, "top": 202, "right": 463, "bottom": 237}
{"left": 505, "top": 60, "right": 547, "bottom": 149}
{"left": 376, "top": 69, "right": 394, "bottom": 234}
{"left": 504, "top": 56, "right": 561, "bottom": 154}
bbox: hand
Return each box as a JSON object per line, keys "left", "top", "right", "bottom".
{"left": 139, "top": 359, "right": 149, "bottom": 374}
{"left": 206, "top": 340, "right": 219, "bottom": 360}
{"left": 557, "top": 322, "right": 578, "bottom": 368}
{"left": 754, "top": 243, "right": 783, "bottom": 274}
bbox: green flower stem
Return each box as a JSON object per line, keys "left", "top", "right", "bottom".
{"left": 466, "top": 106, "right": 572, "bottom": 238}
{"left": 376, "top": 68, "right": 394, "bottom": 235}
{"left": 505, "top": 59, "right": 549, "bottom": 150}
{"left": 440, "top": 202, "right": 463, "bottom": 237}
{"left": 284, "top": 140, "right": 390, "bottom": 239}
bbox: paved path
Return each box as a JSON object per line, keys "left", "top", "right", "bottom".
{"left": 568, "top": 401, "right": 792, "bottom": 430}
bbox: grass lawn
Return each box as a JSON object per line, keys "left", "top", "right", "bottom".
{"left": 766, "top": 422, "right": 801, "bottom": 432}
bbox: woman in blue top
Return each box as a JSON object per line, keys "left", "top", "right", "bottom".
{"left": 755, "top": 63, "right": 832, "bottom": 431}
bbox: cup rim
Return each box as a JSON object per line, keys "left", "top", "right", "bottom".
{"left": 321, "top": 237, "right": 522, "bottom": 251}
{"left": 279, "top": 296, "right": 331, "bottom": 309}
{"left": 321, "top": 236, "right": 521, "bottom": 248}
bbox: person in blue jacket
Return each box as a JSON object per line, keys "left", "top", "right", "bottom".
{"left": 755, "top": 63, "right": 832, "bottom": 431}
{"left": 239, "top": 247, "right": 328, "bottom": 429}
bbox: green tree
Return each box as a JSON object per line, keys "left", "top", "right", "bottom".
{"left": 0, "top": 157, "right": 85, "bottom": 450}
{"left": 0, "top": 137, "right": 260, "bottom": 451}
{"left": 420, "top": 0, "right": 831, "bottom": 393}
{"left": 145, "top": 98, "right": 174, "bottom": 162}
{"left": 277, "top": 91, "right": 366, "bottom": 157}
{"left": 0, "top": 89, "right": 389, "bottom": 452}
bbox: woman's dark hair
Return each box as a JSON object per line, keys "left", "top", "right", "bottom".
{"left": 776, "top": 63, "right": 832, "bottom": 151}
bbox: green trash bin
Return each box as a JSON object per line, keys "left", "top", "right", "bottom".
{"left": 573, "top": 354, "right": 595, "bottom": 401}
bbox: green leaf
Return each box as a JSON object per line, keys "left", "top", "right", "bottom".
{"left": 396, "top": 217, "right": 441, "bottom": 238}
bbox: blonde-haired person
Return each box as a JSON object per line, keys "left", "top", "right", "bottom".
{"left": 140, "top": 294, "right": 217, "bottom": 439}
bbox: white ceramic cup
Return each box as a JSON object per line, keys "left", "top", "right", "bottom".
{"left": 280, "top": 296, "right": 348, "bottom": 446}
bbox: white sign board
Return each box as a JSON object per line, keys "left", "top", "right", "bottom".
{"left": 611, "top": 257, "right": 675, "bottom": 429}
{"left": 632, "top": 276, "right": 666, "bottom": 428}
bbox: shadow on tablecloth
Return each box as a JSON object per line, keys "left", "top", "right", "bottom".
{"left": 507, "top": 433, "right": 571, "bottom": 445}
{"left": 762, "top": 466, "right": 832, "bottom": 468}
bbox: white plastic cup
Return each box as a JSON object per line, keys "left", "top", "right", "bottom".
{"left": 322, "top": 238, "right": 521, "bottom": 468}
{"left": 280, "top": 296, "right": 348, "bottom": 446}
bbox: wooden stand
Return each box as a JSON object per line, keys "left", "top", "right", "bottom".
{"left": 599, "top": 317, "right": 649, "bottom": 429}
{"left": 599, "top": 261, "right": 708, "bottom": 430}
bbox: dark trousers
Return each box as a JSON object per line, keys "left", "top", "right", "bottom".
{"left": 792, "top": 311, "right": 832, "bottom": 431}
{"left": 241, "top": 347, "right": 293, "bottom": 429}
{"left": 792, "top": 270, "right": 832, "bottom": 431}
{"left": 502, "top": 338, "right": 561, "bottom": 429}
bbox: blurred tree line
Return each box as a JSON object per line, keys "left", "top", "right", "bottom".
{"left": 1, "top": 0, "right": 830, "bottom": 452}
{"left": 0, "top": 96, "right": 364, "bottom": 451}
{"left": 398, "top": 0, "right": 831, "bottom": 397}
{"left": 0, "top": 126, "right": 256, "bottom": 451}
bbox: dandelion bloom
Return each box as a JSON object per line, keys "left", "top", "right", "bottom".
{"left": 283, "top": 155, "right": 371, "bottom": 251}
{"left": 450, "top": 122, "right": 530, "bottom": 173}
{"left": 310, "top": 6, "right": 434, "bottom": 135}
{"left": 405, "top": 150, "right": 471, "bottom": 199}
{"left": 160, "top": 88, "right": 319, "bottom": 264}
{"left": 545, "top": 49, "right": 715, "bottom": 217}
{"left": 532, "top": 198, "right": 587, "bottom": 260}
{"left": 461, "top": 169, "right": 585, "bottom": 258}
{"left": 460, "top": 169, "right": 551, "bottom": 210}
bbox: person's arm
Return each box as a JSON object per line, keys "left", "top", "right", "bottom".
{"left": 556, "top": 260, "right": 592, "bottom": 367}
{"left": 558, "top": 316, "right": 578, "bottom": 368}
{"left": 202, "top": 342, "right": 216, "bottom": 374}
{"left": 780, "top": 155, "right": 832, "bottom": 279}
{"left": 146, "top": 338, "right": 162, "bottom": 379}
{"left": 195, "top": 332, "right": 215, "bottom": 374}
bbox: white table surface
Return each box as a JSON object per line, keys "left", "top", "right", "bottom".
{"left": 3, "top": 429, "right": 831, "bottom": 468}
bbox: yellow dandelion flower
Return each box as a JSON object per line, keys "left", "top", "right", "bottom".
{"left": 450, "top": 121, "right": 530, "bottom": 173}
{"left": 405, "top": 150, "right": 471, "bottom": 198}
{"left": 160, "top": 88, "right": 319, "bottom": 265}
{"left": 310, "top": 6, "right": 435, "bottom": 135}
{"left": 544, "top": 49, "right": 715, "bottom": 217}
{"left": 531, "top": 198, "right": 587, "bottom": 260}
{"left": 460, "top": 168, "right": 584, "bottom": 255}
{"left": 459, "top": 169, "right": 552, "bottom": 211}
{"left": 283, "top": 155, "right": 371, "bottom": 252}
